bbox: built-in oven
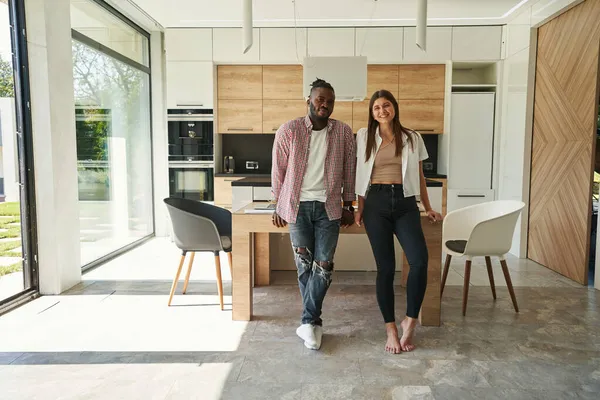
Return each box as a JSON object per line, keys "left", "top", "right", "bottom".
{"left": 168, "top": 161, "right": 214, "bottom": 202}
{"left": 167, "top": 109, "right": 215, "bottom": 202}
{"left": 167, "top": 109, "right": 214, "bottom": 162}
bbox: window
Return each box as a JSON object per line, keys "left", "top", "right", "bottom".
{"left": 71, "top": 0, "right": 154, "bottom": 267}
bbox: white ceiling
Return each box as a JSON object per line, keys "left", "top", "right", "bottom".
{"left": 130, "top": 0, "right": 536, "bottom": 28}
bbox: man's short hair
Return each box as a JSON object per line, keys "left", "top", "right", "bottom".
{"left": 310, "top": 78, "right": 334, "bottom": 95}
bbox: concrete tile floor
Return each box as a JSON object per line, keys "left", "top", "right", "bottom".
{"left": 0, "top": 238, "right": 598, "bottom": 399}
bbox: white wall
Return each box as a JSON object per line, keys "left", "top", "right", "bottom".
{"left": 150, "top": 31, "right": 169, "bottom": 237}
{"left": 496, "top": 0, "right": 583, "bottom": 257}
{"left": 25, "top": 0, "right": 82, "bottom": 294}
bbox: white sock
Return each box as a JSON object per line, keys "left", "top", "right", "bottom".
{"left": 296, "top": 324, "right": 317, "bottom": 348}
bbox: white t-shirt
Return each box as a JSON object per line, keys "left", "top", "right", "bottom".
{"left": 300, "top": 127, "right": 328, "bottom": 202}
{"left": 355, "top": 127, "right": 429, "bottom": 198}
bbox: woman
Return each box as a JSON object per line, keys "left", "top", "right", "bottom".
{"left": 355, "top": 90, "right": 443, "bottom": 354}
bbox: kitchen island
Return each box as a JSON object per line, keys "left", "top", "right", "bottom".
{"left": 231, "top": 202, "right": 443, "bottom": 326}
{"left": 229, "top": 175, "right": 446, "bottom": 273}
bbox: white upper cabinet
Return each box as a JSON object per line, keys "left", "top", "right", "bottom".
{"left": 260, "top": 28, "right": 307, "bottom": 63}
{"left": 213, "top": 28, "right": 260, "bottom": 63}
{"left": 403, "top": 27, "right": 452, "bottom": 62}
{"left": 355, "top": 28, "right": 403, "bottom": 64}
{"left": 307, "top": 28, "right": 355, "bottom": 57}
{"left": 165, "top": 28, "right": 212, "bottom": 61}
{"left": 166, "top": 61, "right": 213, "bottom": 109}
{"left": 452, "top": 26, "right": 502, "bottom": 61}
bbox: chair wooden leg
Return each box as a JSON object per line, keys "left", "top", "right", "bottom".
{"left": 182, "top": 252, "right": 195, "bottom": 294}
{"left": 214, "top": 253, "right": 224, "bottom": 310}
{"left": 485, "top": 256, "right": 497, "bottom": 300}
{"left": 227, "top": 251, "right": 233, "bottom": 279}
{"left": 462, "top": 260, "right": 472, "bottom": 316}
{"left": 500, "top": 259, "right": 519, "bottom": 313}
{"left": 441, "top": 254, "right": 452, "bottom": 296}
{"left": 168, "top": 252, "right": 187, "bottom": 306}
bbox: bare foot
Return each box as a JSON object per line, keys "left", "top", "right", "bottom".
{"left": 400, "top": 317, "right": 417, "bottom": 352}
{"left": 385, "top": 322, "right": 402, "bottom": 354}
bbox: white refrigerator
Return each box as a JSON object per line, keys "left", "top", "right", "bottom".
{"left": 447, "top": 92, "right": 496, "bottom": 212}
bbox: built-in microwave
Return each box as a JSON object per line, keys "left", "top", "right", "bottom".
{"left": 167, "top": 109, "right": 214, "bottom": 162}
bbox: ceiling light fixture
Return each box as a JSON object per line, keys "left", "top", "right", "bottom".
{"left": 416, "top": 0, "right": 427, "bottom": 51}
{"left": 242, "top": 0, "right": 253, "bottom": 54}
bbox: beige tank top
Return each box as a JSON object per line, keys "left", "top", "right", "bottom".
{"left": 371, "top": 141, "right": 402, "bottom": 183}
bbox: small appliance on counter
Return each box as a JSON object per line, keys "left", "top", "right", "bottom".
{"left": 246, "top": 161, "right": 259, "bottom": 170}
{"left": 224, "top": 156, "right": 235, "bottom": 174}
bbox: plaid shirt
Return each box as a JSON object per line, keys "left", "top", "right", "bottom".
{"left": 271, "top": 115, "right": 356, "bottom": 224}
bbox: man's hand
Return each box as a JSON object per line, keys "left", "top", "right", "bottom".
{"left": 272, "top": 212, "right": 287, "bottom": 228}
{"left": 341, "top": 208, "right": 354, "bottom": 228}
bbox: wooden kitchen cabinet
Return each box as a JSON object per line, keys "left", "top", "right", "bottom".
{"left": 263, "top": 100, "right": 307, "bottom": 133}
{"left": 398, "top": 64, "right": 446, "bottom": 100}
{"left": 217, "top": 66, "right": 263, "bottom": 100}
{"left": 217, "top": 100, "right": 263, "bottom": 133}
{"left": 263, "top": 65, "right": 303, "bottom": 100}
{"left": 367, "top": 65, "right": 399, "bottom": 98}
{"left": 398, "top": 99, "right": 444, "bottom": 133}
{"left": 354, "top": 99, "right": 444, "bottom": 134}
{"left": 215, "top": 64, "right": 445, "bottom": 135}
{"left": 214, "top": 176, "right": 244, "bottom": 208}
{"left": 330, "top": 102, "right": 353, "bottom": 131}
{"left": 352, "top": 100, "right": 370, "bottom": 133}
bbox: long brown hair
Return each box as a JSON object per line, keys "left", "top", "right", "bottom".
{"left": 365, "top": 90, "right": 414, "bottom": 161}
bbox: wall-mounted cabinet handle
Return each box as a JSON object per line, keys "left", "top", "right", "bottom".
{"left": 227, "top": 128, "right": 254, "bottom": 131}
{"left": 457, "top": 194, "right": 485, "bottom": 198}
{"left": 177, "top": 103, "right": 204, "bottom": 107}
{"left": 272, "top": 127, "right": 278, "bottom": 131}
{"left": 417, "top": 129, "right": 435, "bottom": 132}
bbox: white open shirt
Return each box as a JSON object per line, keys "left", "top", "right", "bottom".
{"left": 355, "top": 127, "right": 429, "bottom": 198}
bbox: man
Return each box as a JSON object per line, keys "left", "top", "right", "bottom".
{"left": 271, "top": 78, "right": 356, "bottom": 350}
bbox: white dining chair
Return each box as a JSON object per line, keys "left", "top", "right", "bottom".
{"left": 441, "top": 200, "right": 526, "bottom": 315}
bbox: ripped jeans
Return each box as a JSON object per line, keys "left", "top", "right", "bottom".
{"left": 288, "top": 201, "right": 341, "bottom": 326}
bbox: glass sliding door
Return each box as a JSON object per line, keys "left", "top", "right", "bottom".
{"left": 71, "top": 0, "right": 154, "bottom": 267}
{"left": 0, "top": 0, "right": 38, "bottom": 308}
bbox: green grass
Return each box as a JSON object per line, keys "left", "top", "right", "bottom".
{"left": 0, "top": 262, "right": 22, "bottom": 277}
{"left": 0, "top": 202, "right": 21, "bottom": 240}
{"left": 0, "top": 240, "right": 21, "bottom": 257}
{"left": 0, "top": 202, "right": 20, "bottom": 217}
{"left": 0, "top": 202, "right": 22, "bottom": 278}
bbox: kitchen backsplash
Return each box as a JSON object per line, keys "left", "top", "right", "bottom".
{"left": 221, "top": 133, "right": 440, "bottom": 175}
{"left": 422, "top": 134, "right": 439, "bottom": 174}
{"left": 222, "top": 134, "right": 275, "bottom": 174}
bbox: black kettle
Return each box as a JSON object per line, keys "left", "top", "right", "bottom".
{"left": 224, "top": 156, "right": 235, "bottom": 174}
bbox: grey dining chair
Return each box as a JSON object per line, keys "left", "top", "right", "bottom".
{"left": 164, "top": 197, "right": 233, "bottom": 310}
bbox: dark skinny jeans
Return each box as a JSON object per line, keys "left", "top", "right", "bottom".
{"left": 362, "top": 184, "right": 429, "bottom": 322}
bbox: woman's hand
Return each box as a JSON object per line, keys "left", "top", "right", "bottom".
{"left": 426, "top": 209, "right": 443, "bottom": 223}
{"left": 354, "top": 210, "right": 363, "bottom": 227}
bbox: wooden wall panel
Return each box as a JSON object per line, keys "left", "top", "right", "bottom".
{"left": 528, "top": 0, "right": 600, "bottom": 284}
